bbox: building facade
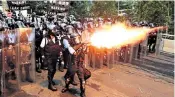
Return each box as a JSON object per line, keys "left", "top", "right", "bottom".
{"left": 7, "top": 1, "right": 30, "bottom": 17}
{"left": 47, "top": 1, "right": 70, "bottom": 18}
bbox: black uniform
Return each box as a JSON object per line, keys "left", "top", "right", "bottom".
{"left": 44, "top": 36, "right": 61, "bottom": 91}
{"left": 35, "top": 29, "right": 43, "bottom": 73}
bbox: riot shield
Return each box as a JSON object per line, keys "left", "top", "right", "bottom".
{"left": 17, "top": 28, "right": 35, "bottom": 87}
{"left": 0, "top": 31, "right": 3, "bottom": 96}
{"left": 106, "top": 48, "right": 114, "bottom": 69}
{"left": 1, "top": 29, "right": 20, "bottom": 97}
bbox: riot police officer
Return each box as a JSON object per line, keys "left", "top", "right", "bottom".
{"left": 40, "top": 30, "right": 61, "bottom": 91}
{"left": 97, "top": 17, "right": 104, "bottom": 28}
{"left": 62, "top": 33, "right": 88, "bottom": 97}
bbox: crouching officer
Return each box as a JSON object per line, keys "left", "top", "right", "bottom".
{"left": 40, "top": 30, "right": 61, "bottom": 91}
{"left": 61, "top": 33, "right": 89, "bottom": 97}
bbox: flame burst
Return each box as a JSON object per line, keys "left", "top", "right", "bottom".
{"left": 90, "top": 23, "right": 167, "bottom": 49}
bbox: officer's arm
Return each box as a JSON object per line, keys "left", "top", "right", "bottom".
{"left": 62, "top": 39, "right": 69, "bottom": 49}
{"left": 68, "top": 47, "right": 76, "bottom": 55}
{"left": 40, "top": 38, "right": 47, "bottom": 48}
{"left": 40, "top": 38, "right": 47, "bottom": 56}
{"left": 63, "top": 39, "right": 76, "bottom": 55}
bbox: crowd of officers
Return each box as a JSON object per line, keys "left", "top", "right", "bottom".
{"left": 0, "top": 9, "right": 158, "bottom": 96}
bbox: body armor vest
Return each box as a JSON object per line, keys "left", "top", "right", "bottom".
{"left": 45, "top": 38, "right": 61, "bottom": 58}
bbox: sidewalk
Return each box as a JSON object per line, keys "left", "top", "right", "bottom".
{"left": 15, "top": 64, "right": 173, "bottom": 97}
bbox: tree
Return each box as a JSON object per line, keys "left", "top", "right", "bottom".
{"left": 132, "top": 1, "right": 174, "bottom": 34}
{"left": 69, "top": 1, "right": 91, "bottom": 19}
{"left": 26, "top": 1, "right": 47, "bottom": 15}
{"left": 133, "top": 1, "right": 170, "bottom": 25}
{"left": 91, "top": 1, "right": 118, "bottom": 18}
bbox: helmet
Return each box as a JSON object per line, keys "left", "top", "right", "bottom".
{"left": 107, "top": 18, "right": 111, "bottom": 22}
{"left": 88, "top": 18, "right": 93, "bottom": 22}
{"left": 149, "top": 23, "right": 154, "bottom": 28}
{"left": 98, "top": 17, "right": 103, "bottom": 21}
{"left": 62, "top": 17, "right": 68, "bottom": 23}
{"left": 70, "top": 33, "right": 81, "bottom": 45}
{"left": 68, "top": 15, "right": 76, "bottom": 22}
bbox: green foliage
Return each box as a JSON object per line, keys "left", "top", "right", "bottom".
{"left": 132, "top": 1, "right": 174, "bottom": 34}
{"left": 133, "top": 1, "right": 170, "bottom": 25}
{"left": 91, "top": 1, "right": 118, "bottom": 18}
{"left": 69, "top": 1, "right": 91, "bottom": 19}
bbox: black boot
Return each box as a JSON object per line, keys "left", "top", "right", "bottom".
{"left": 80, "top": 90, "right": 86, "bottom": 97}
{"left": 61, "top": 78, "right": 70, "bottom": 93}
{"left": 36, "top": 68, "right": 42, "bottom": 73}
{"left": 48, "top": 76, "right": 57, "bottom": 91}
{"left": 80, "top": 80, "right": 86, "bottom": 97}
{"left": 59, "top": 65, "right": 64, "bottom": 72}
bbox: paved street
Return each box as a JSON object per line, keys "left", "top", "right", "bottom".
{"left": 11, "top": 63, "right": 173, "bottom": 97}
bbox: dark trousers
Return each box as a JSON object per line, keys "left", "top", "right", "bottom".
{"left": 64, "top": 54, "right": 84, "bottom": 82}
{"left": 19, "top": 64, "right": 32, "bottom": 81}
{"left": 64, "top": 54, "right": 85, "bottom": 96}
{"left": 63, "top": 49, "right": 69, "bottom": 68}
{"left": 47, "top": 57, "right": 57, "bottom": 84}
{"left": 36, "top": 49, "right": 43, "bottom": 69}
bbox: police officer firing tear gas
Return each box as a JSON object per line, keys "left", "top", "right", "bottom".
{"left": 61, "top": 32, "right": 91, "bottom": 97}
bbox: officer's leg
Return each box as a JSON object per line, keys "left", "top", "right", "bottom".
{"left": 24, "top": 64, "right": 33, "bottom": 83}
{"left": 19, "top": 65, "right": 25, "bottom": 82}
{"left": 68, "top": 55, "right": 78, "bottom": 86}
{"left": 35, "top": 51, "right": 42, "bottom": 73}
{"left": 64, "top": 66, "right": 77, "bottom": 86}
{"left": 51, "top": 58, "right": 57, "bottom": 85}
{"left": 47, "top": 59, "right": 57, "bottom": 91}
{"left": 61, "top": 77, "right": 71, "bottom": 93}
{"left": 39, "top": 54, "right": 44, "bottom": 69}
{"left": 9, "top": 62, "right": 16, "bottom": 80}
{"left": 5, "top": 72, "right": 10, "bottom": 88}
{"left": 11, "top": 71, "right": 16, "bottom": 80}
{"left": 63, "top": 50, "right": 68, "bottom": 69}
{"left": 152, "top": 43, "right": 156, "bottom": 53}
{"left": 77, "top": 67, "right": 86, "bottom": 97}
{"left": 58, "top": 57, "right": 64, "bottom": 72}
{"left": 62, "top": 70, "right": 75, "bottom": 93}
